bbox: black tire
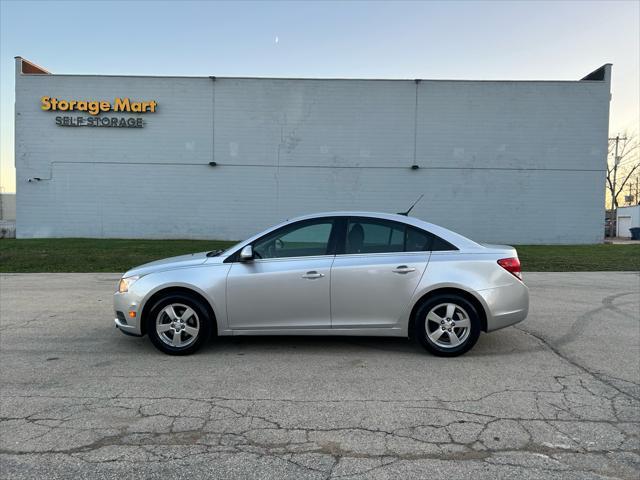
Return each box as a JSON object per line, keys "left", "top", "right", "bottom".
{"left": 414, "top": 294, "right": 481, "bottom": 357}
{"left": 146, "top": 293, "right": 213, "bottom": 355}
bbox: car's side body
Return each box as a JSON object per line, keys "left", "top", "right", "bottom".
{"left": 114, "top": 212, "right": 529, "bottom": 342}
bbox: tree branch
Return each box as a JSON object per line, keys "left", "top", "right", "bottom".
{"left": 615, "top": 163, "right": 640, "bottom": 198}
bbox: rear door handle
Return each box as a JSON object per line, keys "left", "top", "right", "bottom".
{"left": 393, "top": 265, "right": 415, "bottom": 274}
{"left": 302, "top": 271, "right": 325, "bottom": 279}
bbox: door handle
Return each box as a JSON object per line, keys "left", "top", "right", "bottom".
{"left": 393, "top": 265, "right": 415, "bottom": 274}
{"left": 302, "top": 271, "right": 325, "bottom": 279}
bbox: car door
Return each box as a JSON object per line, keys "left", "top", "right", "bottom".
{"left": 330, "top": 217, "right": 431, "bottom": 328}
{"left": 226, "top": 218, "right": 337, "bottom": 330}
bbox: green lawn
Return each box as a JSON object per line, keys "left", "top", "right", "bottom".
{"left": 0, "top": 239, "right": 638, "bottom": 272}
{"left": 516, "top": 244, "right": 639, "bottom": 272}
{"left": 0, "top": 238, "right": 235, "bottom": 273}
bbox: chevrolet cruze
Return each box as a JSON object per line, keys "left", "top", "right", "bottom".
{"left": 114, "top": 212, "right": 529, "bottom": 356}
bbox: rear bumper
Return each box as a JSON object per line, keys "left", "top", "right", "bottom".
{"left": 478, "top": 281, "right": 529, "bottom": 332}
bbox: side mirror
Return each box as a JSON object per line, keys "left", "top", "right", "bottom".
{"left": 239, "top": 245, "right": 254, "bottom": 261}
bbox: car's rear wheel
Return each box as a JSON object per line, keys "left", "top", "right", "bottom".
{"left": 414, "top": 294, "right": 481, "bottom": 357}
{"left": 146, "top": 293, "right": 212, "bottom": 355}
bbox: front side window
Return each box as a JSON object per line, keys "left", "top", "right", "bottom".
{"left": 253, "top": 220, "right": 334, "bottom": 259}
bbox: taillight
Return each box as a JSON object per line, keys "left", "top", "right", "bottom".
{"left": 498, "top": 257, "right": 522, "bottom": 281}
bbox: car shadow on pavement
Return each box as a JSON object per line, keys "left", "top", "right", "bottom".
{"left": 209, "top": 329, "right": 539, "bottom": 357}
{"left": 114, "top": 323, "right": 543, "bottom": 358}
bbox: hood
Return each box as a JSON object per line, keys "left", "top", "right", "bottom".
{"left": 123, "top": 251, "right": 211, "bottom": 277}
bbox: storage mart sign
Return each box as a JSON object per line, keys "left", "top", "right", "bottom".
{"left": 41, "top": 96, "right": 158, "bottom": 128}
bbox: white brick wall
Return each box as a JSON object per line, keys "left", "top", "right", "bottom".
{"left": 15, "top": 62, "right": 611, "bottom": 243}
{"left": 0, "top": 194, "right": 16, "bottom": 220}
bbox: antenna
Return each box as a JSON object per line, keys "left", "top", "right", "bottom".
{"left": 397, "top": 194, "right": 424, "bottom": 216}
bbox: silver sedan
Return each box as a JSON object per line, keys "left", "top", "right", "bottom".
{"left": 114, "top": 212, "right": 528, "bottom": 356}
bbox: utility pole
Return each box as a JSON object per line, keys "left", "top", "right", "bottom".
{"left": 609, "top": 135, "right": 627, "bottom": 237}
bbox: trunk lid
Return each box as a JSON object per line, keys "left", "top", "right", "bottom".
{"left": 479, "top": 243, "right": 518, "bottom": 257}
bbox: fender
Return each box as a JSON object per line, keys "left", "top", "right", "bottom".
{"left": 132, "top": 263, "right": 231, "bottom": 333}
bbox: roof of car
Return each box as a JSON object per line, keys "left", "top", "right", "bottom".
{"left": 289, "top": 211, "right": 419, "bottom": 222}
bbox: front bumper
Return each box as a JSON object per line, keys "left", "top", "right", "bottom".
{"left": 113, "top": 291, "right": 143, "bottom": 336}
{"left": 478, "top": 280, "right": 529, "bottom": 332}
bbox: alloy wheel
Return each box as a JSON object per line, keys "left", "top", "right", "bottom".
{"left": 156, "top": 303, "right": 200, "bottom": 348}
{"left": 425, "top": 302, "right": 471, "bottom": 349}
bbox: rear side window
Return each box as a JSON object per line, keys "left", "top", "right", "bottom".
{"left": 346, "top": 220, "right": 404, "bottom": 254}
{"left": 406, "top": 227, "right": 431, "bottom": 251}
{"left": 345, "top": 218, "right": 458, "bottom": 253}
{"left": 430, "top": 234, "right": 457, "bottom": 251}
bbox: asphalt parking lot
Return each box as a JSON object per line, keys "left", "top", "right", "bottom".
{"left": 0, "top": 272, "right": 638, "bottom": 479}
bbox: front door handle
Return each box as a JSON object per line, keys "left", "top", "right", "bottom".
{"left": 302, "top": 271, "right": 325, "bottom": 279}
{"left": 393, "top": 265, "right": 415, "bottom": 274}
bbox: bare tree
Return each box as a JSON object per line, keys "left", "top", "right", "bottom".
{"left": 606, "top": 133, "right": 639, "bottom": 237}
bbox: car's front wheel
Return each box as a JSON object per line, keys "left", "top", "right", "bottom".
{"left": 414, "top": 294, "right": 481, "bottom": 357}
{"left": 146, "top": 293, "right": 212, "bottom": 355}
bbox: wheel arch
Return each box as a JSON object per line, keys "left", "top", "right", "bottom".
{"left": 408, "top": 286, "right": 488, "bottom": 337}
{"left": 140, "top": 286, "right": 219, "bottom": 337}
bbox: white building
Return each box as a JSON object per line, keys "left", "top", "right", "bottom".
{"left": 617, "top": 205, "right": 640, "bottom": 238}
{"left": 14, "top": 57, "right": 612, "bottom": 243}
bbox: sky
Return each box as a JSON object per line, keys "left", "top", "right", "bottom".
{"left": 1, "top": 0, "right": 638, "bottom": 193}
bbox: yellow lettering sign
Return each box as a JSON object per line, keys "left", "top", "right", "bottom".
{"left": 88, "top": 101, "right": 100, "bottom": 115}
{"left": 113, "top": 97, "right": 131, "bottom": 112}
{"left": 40, "top": 97, "right": 158, "bottom": 115}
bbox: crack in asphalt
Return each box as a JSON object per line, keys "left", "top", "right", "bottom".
{"left": 516, "top": 327, "right": 639, "bottom": 401}
{"left": 1, "top": 369, "right": 638, "bottom": 479}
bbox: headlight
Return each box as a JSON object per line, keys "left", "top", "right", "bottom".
{"left": 118, "top": 275, "right": 140, "bottom": 293}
